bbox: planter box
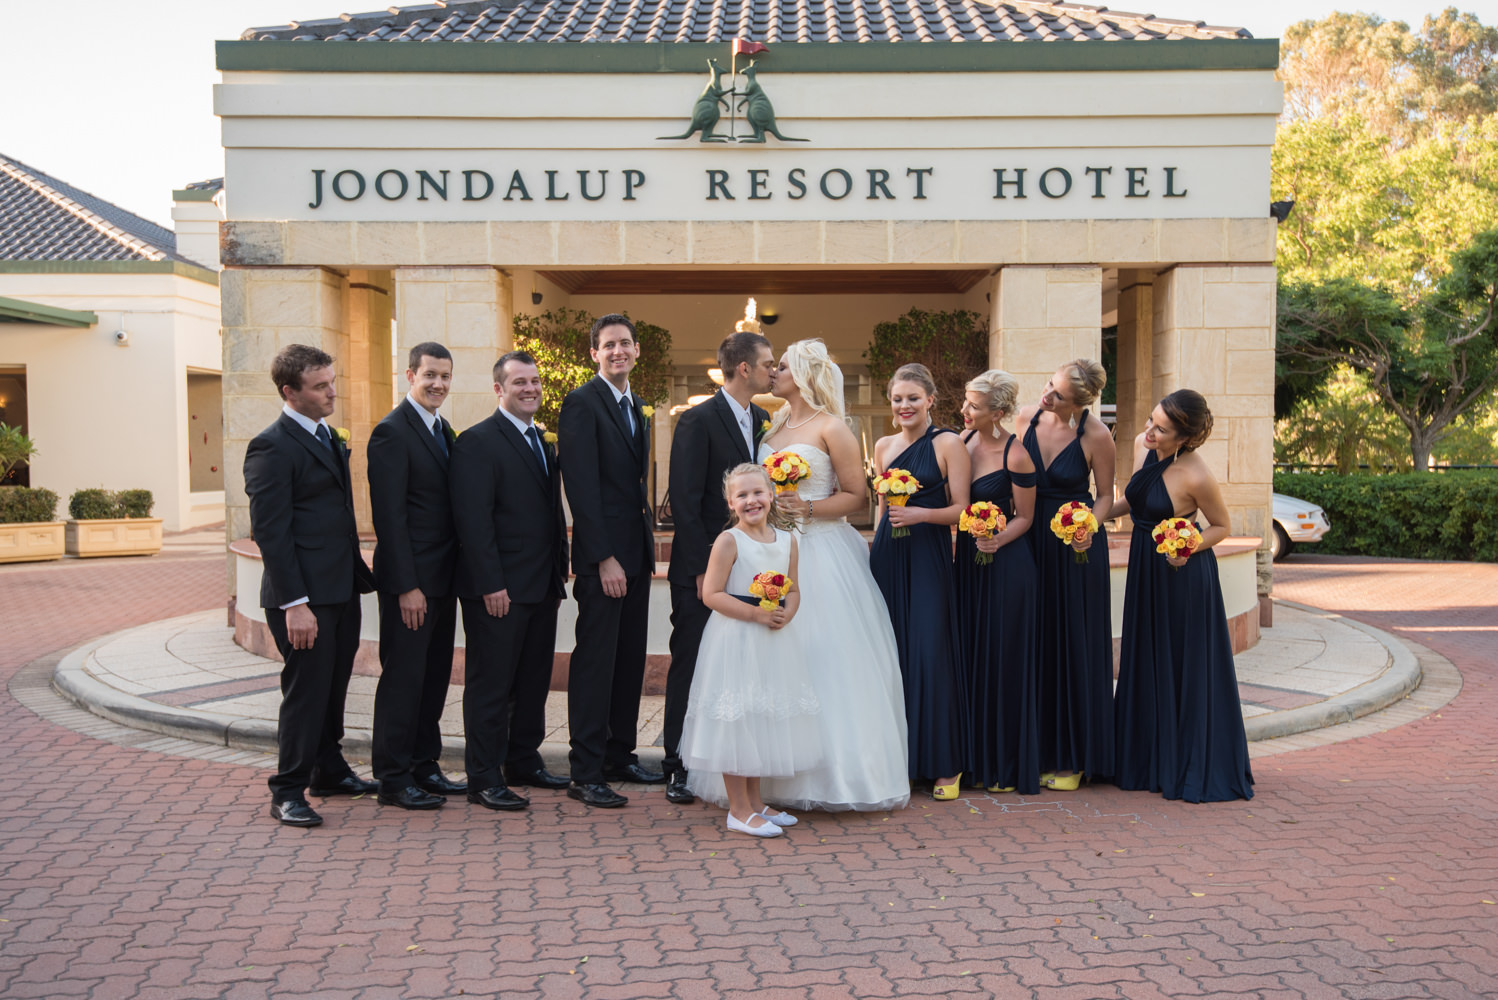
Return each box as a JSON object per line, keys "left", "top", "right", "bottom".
{"left": 0, "top": 521, "right": 66, "bottom": 564}
{"left": 65, "top": 517, "right": 164, "bottom": 558}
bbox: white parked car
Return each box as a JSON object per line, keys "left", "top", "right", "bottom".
{"left": 1271, "top": 492, "right": 1330, "bottom": 561}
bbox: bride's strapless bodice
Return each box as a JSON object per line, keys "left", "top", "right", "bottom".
{"left": 757, "top": 441, "right": 844, "bottom": 533}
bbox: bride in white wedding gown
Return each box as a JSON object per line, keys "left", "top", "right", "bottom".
{"left": 688, "top": 339, "right": 910, "bottom": 812}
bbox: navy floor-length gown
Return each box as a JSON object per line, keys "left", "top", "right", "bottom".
{"left": 870, "top": 426, "right": 967, "bottom": 782}
{"left": 1114, "top": 450, "right": 1254, "bottom": 802}
{"left": 953, "top": 433, "right": 1040, "bottom": 794}
{"left": 1023, "top": 409, "right": 1115, "bottom": 781}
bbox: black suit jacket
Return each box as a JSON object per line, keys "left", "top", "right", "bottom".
{"left": 367, "top": 400, "right": 458, "bottom": 599}
{"left": 558, "top": 375, "right": 654, "bottom": 579}
{"left": 244, "top": 412, "right": 375, "bottom": 609}
{"left": 450, "top": 410, "right": 569, "bottom": 604}
{"left": 666, "top": 390, "right": 769, "bottom": 585}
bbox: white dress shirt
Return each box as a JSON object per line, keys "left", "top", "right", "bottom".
{"left": 723, "top": 391, "right": 754, "bottom": 458}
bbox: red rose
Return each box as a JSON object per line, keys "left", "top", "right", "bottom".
{"left": 1061, "top": 511, "right": 1073, "bottom": 526}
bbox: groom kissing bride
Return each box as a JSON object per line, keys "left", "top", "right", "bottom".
{"left": 668, "top": 336, "right": 911, "bottom": 812}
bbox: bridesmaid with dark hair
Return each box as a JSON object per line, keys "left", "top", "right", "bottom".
{"left": 1015, "top": 359, "right": 1117, "bottom": 790}
{"left": 954, "top": 370, "right": 1040, "bottom": 796}
{"left": 1113, "top": 390, "right": 1253, "bottom": 802}
{"left": 870, "top": 362, "right": 971, "bottom": 800}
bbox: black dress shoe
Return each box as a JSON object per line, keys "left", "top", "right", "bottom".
{"left": 603, "top": 762, "right": 665, "bottom": 785}
{"left": 307, "top": 774, "right": 378, "bottom": 797}
{"left": 415, "top": 772, "right": 467, "bottom": 796}
{"left": 269, "top": 800, "right": 323, "bottom": 827}
{"left": 567, "top": 782, "right": 628, "bottom": 808}
{"left": 468, "top": 785, "right": 530, "bottom": 811}
{"left": 504, "top": 766, "right": 571, "bottom": 790}
{"left": 378, "top": 785, "right": 446, "bottom": 810}
{"left": 665, "top": 770, "right": 696, "bottom": 805}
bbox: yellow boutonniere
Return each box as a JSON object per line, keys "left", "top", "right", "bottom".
{"left": 543, "top": 431, "right": 557, "bottom": 445}
{"left": 641, "top": 405, "right": 655, "bottom": 420}
{"left": 760, "top": 419, "right": 772, "bottom": 435}
{"left": 333, "top": 427, "right": 351, "bottom": 446}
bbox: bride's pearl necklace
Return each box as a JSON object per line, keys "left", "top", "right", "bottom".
{"left": 785, "top": 409, "right": 820, "bottom": 429}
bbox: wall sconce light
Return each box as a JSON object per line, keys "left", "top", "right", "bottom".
{"left": 1269, "top": 200, "right": 1296, "bottom": 223}
{"left": 531, "top": 291, "right": 544, "bottom": 305}
{"left": 760, "top": 309, "right": 779, "bottom": 326}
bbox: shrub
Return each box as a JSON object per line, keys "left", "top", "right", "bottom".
{"left": 1273, "top": 470, "right": 1498, "bottom": 562}
{"left": 117, "top": 489, "right": 154, "bottom": 518}
{"left": 512, "top": 307, "right": 674, "bottom": 430}
{"left": 0, "top": 424, "right": 37, "bottom": 481}
{"left": 0, "top": 486, "right": 59, "bottom": 523}
{"left": 865, "top": 308, "right": 989, "bottom": 430}
{"left": 69, "top": 488, "right": 117, "bottom": 520}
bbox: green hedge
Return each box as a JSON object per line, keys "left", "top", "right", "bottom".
{"left": 0, "top": 486, "right": 59, "bottom": 523}
{"left": 1273, "top": 470, "right": 1498, "bottom": 562}
{"left": 67, "top": 488, "right": 156, "bottom": 520}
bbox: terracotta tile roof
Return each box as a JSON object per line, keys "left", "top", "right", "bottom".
{"left": 242, "top": 1, "right": 1251, "bottom": 44}
{"left": 0, "top": 153, "right": 182, "bottom": 263}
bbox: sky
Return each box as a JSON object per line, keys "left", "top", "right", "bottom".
{"left": 0, "top": 0, "right": 1469, "bottom": 228}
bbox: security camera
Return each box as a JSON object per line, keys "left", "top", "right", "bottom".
{"left": 114, "top": 330, "right": 129, "bottom": 346}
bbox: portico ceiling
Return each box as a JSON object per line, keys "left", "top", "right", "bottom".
{"left": 538, "top": 268, "right": 990, "bottom": 295}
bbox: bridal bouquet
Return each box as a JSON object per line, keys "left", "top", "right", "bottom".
{"left": 749, "top": 570, "right": 794, "bottom": 611}
{"left": 1152, "top": 516, "right": 1202, "bottom": 569}
{"left": 958, "top": 501, "right": 1006, "bottom": 566}
{"left": 1050, "top": 501, "right": 1099, "bottom": 564}
{"left": 873, "top": 468, "right": 921, "bottom": 538}
{"left": 763, "top": 450, "right": 813, "bottom": 494}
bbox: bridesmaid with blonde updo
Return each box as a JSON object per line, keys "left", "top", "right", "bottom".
{"left": 1015, "top": 359, "right": 1117, "bottom": 790}
{"left": 954, "top": 370, "right": 1040, "bottom": 795}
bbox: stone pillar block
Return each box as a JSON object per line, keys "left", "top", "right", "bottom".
{"left": 395, "top": 267, "right": 513, "bottom": 433}
{"left": 991, "top": 266, "right": 1102, "bottom": 410}
{"left": 1114, "top": 272, "right": 1154, "bottom": 500}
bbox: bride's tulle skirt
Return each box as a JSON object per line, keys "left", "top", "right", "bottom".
{"left": 686, "top": 520, "right": 911, "bottom": 812}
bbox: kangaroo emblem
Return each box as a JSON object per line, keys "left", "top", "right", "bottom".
{"left": 657, "top": 59, "right": 730, "bottom": 142}
{"left": 736, "top": 64, "right": 808, "bottom": 143}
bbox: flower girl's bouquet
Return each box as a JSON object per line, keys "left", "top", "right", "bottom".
{"left": 1050, "top": 501, "right": 1099, "bottom": 564}
{"left": 873, "top": 469, "right": 921, "bottom": 538}
{"left": 763, "top": 451, "right": 813, "bottom": 494}
{"left": 958, "top": 502, "right": 1006, "bottom": 566}
{"left": 749, "top": 571, "right": 794, "bottom": 611}
{"left": 1152, "top": 516, "right": 1203, "bottom": 569}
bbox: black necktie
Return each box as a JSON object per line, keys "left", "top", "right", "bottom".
{"left": 316, "top": 423, "right": 335, "bottom": 454}
{"left": 525, "top": 426, "right": 547, "bottom": 474}
{"left": 619, "top": 395, "right": 635, "bottom": 437}
{"left": 433, "top": 418, "right": 449, "bottom": 457}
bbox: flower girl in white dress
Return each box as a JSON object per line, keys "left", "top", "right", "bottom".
{"left": 680, "top": 464, "right": 823, "bottom": 837}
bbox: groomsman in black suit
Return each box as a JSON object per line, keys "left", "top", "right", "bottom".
{"left": 244, "top": 344, "right": 378, "bottom": 827}
{"left": 367, "top": 342, "right": 468, "bottom": 810}
{"left": 558, "top": 314, "right": 662, "bottom": 808}
{"left": 663, "top": 332, "right": 774, "bottom": 804}
{"left": 450, "top": 350, "right": 571, "bottom": 811}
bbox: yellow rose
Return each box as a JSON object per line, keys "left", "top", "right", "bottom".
{"left": 761, "top": 419, "right": 772, "bottom": 434}
{"left": 543, "top": 431, "right": 558, "bottom": 445}
{"left": 641, "top": 405, "right": 655, "bottom": 419}
{"left": 333, "top": 427, "right": 351, "bottom": 445}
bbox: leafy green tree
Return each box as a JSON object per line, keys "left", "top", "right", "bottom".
{"left": 1274, "top": 365, "right": 1410, "bottom": 473}
{"left": 511, "top": 307, "right": 674, "bottom": 430}
{"left": 1277, "top": 229, "right": 1498, "bottom": 469}
{"left": 864, "top": 308, "right": 989, "bottom": 430}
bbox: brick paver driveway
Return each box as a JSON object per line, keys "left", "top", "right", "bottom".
{"left": 1, "top": 549, "right": 1494, "bottom": 999}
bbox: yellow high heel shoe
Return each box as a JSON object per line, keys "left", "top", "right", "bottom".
{"left": 987, "top": 784, "right": 1016, "bottom": 793}
{"left": 1043, "top": 773, "right": 1082, "bottom": 791}
{"left": 932, "top": 774, "right": 963, "bottom": 800}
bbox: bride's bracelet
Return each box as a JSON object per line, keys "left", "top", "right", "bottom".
{"left": 807, "top": 499, "right": 815, "bottom": 519}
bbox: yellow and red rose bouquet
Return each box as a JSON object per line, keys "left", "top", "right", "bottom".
{"left": 873, "top": 468, "right": 921, "bottom": 538}
{"left": 1050, "top": 500, "right": 1100, "bottom": 564}
{"left": 1152, "top": 516, "right": 1203, "bottom": 569}
{"left": 749, "top": 570, "right": 794, "bottom": 611}
{"left": 958, "top": 501, "right": 1006, "bottom": 566}
{"left": 763, "top": 450, "right": 813, "bottom": 494}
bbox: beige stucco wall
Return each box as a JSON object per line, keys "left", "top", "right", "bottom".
{"left": 0, "top": 271, "right": 222, "bottom": 531}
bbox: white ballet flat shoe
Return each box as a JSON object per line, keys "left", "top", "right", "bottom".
{"left": 727, "top": 812, "right": 783, "bottom": 837}
{"left": 760, "top": 808, "right": 798, "bottom": 827}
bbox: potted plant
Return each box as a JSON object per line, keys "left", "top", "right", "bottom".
{"left": 65, "top": 488, "right": 164, "bottom": 558}
{"left": 0, "top": 485, "right": 64, "bottom": 564}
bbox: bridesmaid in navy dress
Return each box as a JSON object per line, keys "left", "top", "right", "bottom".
{"left": 870, "top": 363, "right": 970, "bottom": 800}
{"left": 954, "top": 370, "right": 1040, "bottom": 796}
{"left": 1113, "top": 390, "right": 1253, "bottom": 802}
{"left": 1015, "top": 359, "right": 1117, "bottom": 790}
